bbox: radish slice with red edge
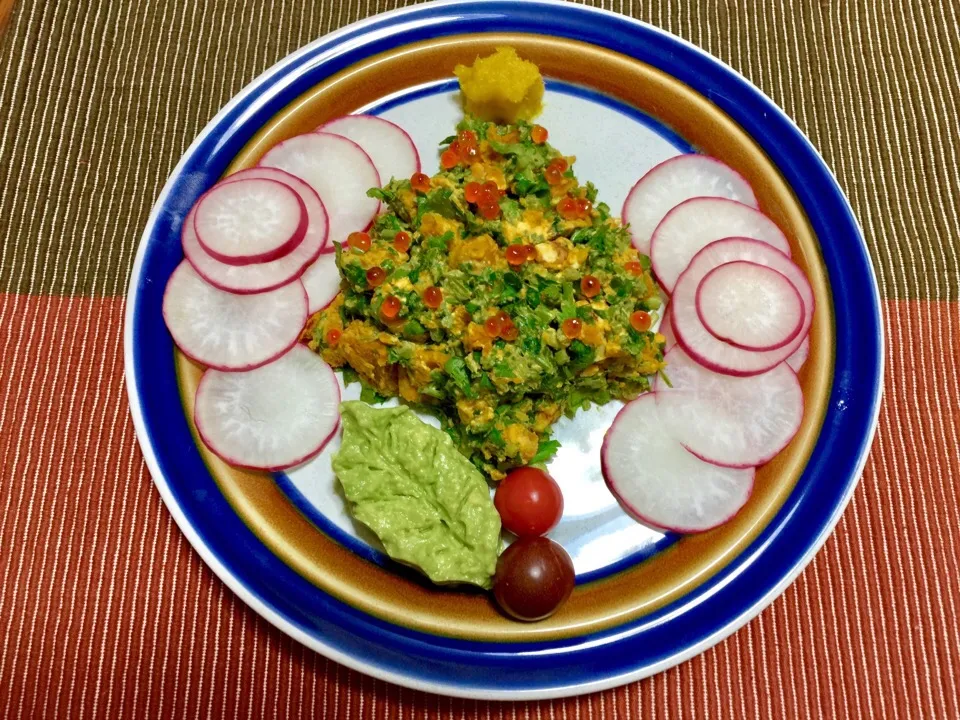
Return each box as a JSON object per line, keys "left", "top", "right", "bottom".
{"left": 601, "top": 394, "right": 754, "bottom": 533}
{"left": 259, "top": 132, "right": 380, "bottom": 245}
{"left": 182, "top": 168, "right": 328, "bottom": 294}
{"left": 194, "top": 346, "right": 341, "bottom": 471}
{"left": 162, "top": 260, "right": 308, "bottom": 371}
{"left": 622, "top": 155, "right": 757, "bottom": 255}
{"left": 672, "top": 238, "right": 814, "bottom": 376}
{"left": 696, "top": 261, "right": 804, "bottom": 351}
{"left": 650, "top": 197, "right": 790, "bottom": 293}
{"left": 786, "top": 334, "right": 810, "bottom": 372}
{"left": 318, "top": 115, "right": 420, "bottom": 187}
{"left": 300, "top": 252, "right": 341, "bottom": 314}
{"left": 655, "top": 346, "right": 803, "bottom": 468}
{"left": 194, "top": 177, "right": 307, "bottom": 266}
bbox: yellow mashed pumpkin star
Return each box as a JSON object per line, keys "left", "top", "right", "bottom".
{"left": 454, "top": 47, "right": 544, "bottom": 123}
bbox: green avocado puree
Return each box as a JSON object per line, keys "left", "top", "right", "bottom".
{"left": 332, "top": 401, "right": 501, "bottom": 588}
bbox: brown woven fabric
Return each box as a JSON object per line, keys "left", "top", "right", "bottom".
{"left": 1, "top": 0, "right": 958, "bottom": 717}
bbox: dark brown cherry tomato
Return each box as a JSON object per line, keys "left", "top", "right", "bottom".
{"left": 493, "top": 537, "right": 575, "bottom": 621}
{"left": 495, "top": 467, "right": 564, "bottom": 537}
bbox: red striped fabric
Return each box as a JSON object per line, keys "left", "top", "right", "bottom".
{"left": 1, "top": 295, "right": 958, "bottom": 717}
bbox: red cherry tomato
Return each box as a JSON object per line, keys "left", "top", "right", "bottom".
{"left": 493, "top": 537, "right": 575, "bottom": 621}
{"left": 494, "top": 467, "right": 564, "bottom": 538}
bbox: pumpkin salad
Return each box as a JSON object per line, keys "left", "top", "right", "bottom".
{"left": 305, "top": 115, "right": 667, "bottom": 480}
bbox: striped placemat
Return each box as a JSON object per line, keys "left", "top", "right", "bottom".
{"left": 1, "top": 0, "right": 958, "bottom": 717}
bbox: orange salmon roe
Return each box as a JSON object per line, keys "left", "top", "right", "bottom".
{"left": 557, "top": 196, "right": 579, "bottom": 220}
{"left": 576, "top": 198, "right": 593, "bottom": 216}
{"left": 544, "top": 158, "right": 568, "bottom": 186}
{"left": 411, "top": 172, "right": 431, "bottom": 193}
{"left": 393, "top": 230, "right": 411, "bottom": 253}
{"left": 478, "top": 181, "right": 500, "bottom": 205}
{"left": 500, "top": 321, "right": 519, "bottom": 341}
{"left": 457, "top": 130, "right": 479, "bottom": 160}
{"left": 325, "top": 328, "right": 341, "bottom": 346}
{"left": 440, "top": 148, "right": 460, "bottom": 169}
{"left": 580, "top": 275, "right": 602, "bottom": 298}
{"left": 366, "top": 266, "right": 386, "bottom": 287}
{"left": 464, "top": 181, "right": 482, "bottom": 203}
{"left": 624, "top": 261, "right": 643, "bottom": 276}
{"left": 485, "top": 316, "right": 503, "bottom": 337}
{"left": 380, "top": 295, "right": 401, "bottom": 320}
{"left": 347, "top": 231, "right": 370, "bottom": 252}
{"left": 561, "top": 318, "right": 582, "bottom": 338}
{"left": 478, "top": 202, "right": 500, "bottom": 220}
{"left": 531, "top": 125, "right": 548, "bottom": 144}
{"left": 423, "top": 286, "right": 443, "bottom": 308}
{"left": 630, "top": 310, "right": 652, "bottom": 332}
{"left": 505, "top": 245, "right": 528, "bottom": 266}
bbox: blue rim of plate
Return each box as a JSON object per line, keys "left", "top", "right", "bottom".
{"left": 124, "top": 0, "right": 883, "bottom": 700}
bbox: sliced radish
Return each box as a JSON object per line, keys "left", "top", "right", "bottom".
{"left": 650, "top": 197, "right": 791, "bottom": 293}
{"left": 696, "top": 261, "right": 804, "bottom": 351}
{"left": 194, "top": 177, "right": 307, "bottom": 266}
{"left": 672, "top": 238, "right": 814, "bottom": 376}
{"left": 300, "top": 252, "right": 341, "bottom": 314}
{"left": 182, "top": 168, "right": 328, "bottom": 294}
{"left": 162, "top": 260, "right": 308, "bottom": 371}
{"left": 194, "top": 345, "right": 341, "bottom": 471}
{"left": 319, "top": 115, "right": 420, "bottom": 186}
{"left": 259, "top": 132, "right": 380, "bottom": 245}
{"left": 786, "top": 334, "right": 810, "bottom": 373}
{"left": 622, "top": 156, "right": 757, "bottom": 256}
{"left": 659, "top": 306, "right": 677, "bottom": 352}
{"left": 655, "top": 346, "right": 803, "bottom": 468}
{"left": 601, "top": 394, "right": 754, "bottom": 533}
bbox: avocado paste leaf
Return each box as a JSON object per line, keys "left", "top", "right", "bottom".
{"left": 332, "top": 401, "right": 501, "bottom": 588}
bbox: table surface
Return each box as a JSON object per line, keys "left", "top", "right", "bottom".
{"left": 1, "top": 0, "right": 959, "bottom": 717}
